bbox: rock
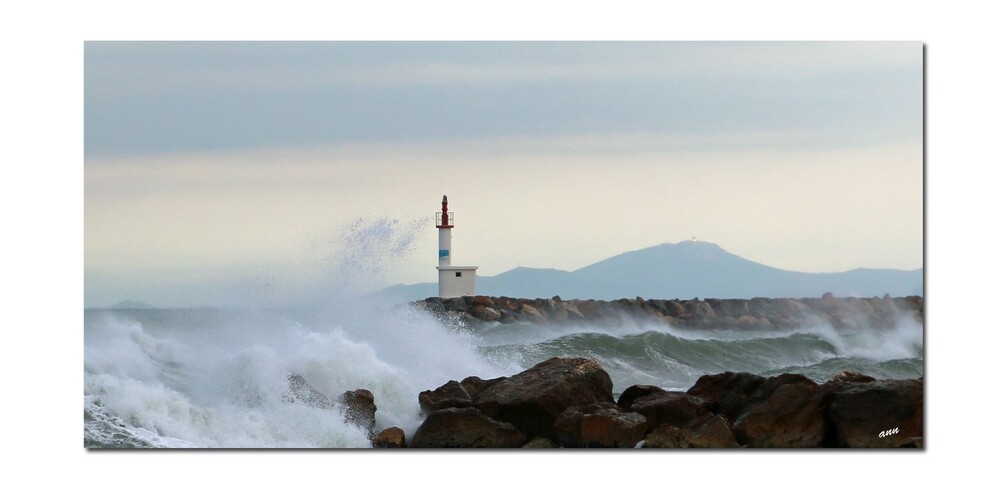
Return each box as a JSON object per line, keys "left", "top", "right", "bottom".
{"left": 828, "top": 371, "right": 877, "bottom": 384}
{"left": 520, "top": 304, "right": 546, "bottom": 322}
{"left": 474, "top": 357, "right": 615, "bottom": 440}
{"left": 418, "top": 376, "right": 506, "bottom": 414}
{"left": 553, "top": 402, "right": 648, "bottom": 448}
{"left": 460, "top": 375, "right": 507, "bottom": 397}
{"left": 522, "top": 437, "right": 558, "bottom": 448}
{"left": 444, "top": 297, "right": 468, "bottom": 312}
{"left": 641, "top": 414, "right": 740, "bottom": 448}
{"left": 687, "top": 371, "right": 768, "bottom": 421}
{"left": 558, "top": 301, "right": 586, "bottom": 321}
{"left": 281, "top": 373, "right": 337, "bottom": 410}
{"left": 498, "top": 309, "right": 516, "bottom": 323}
{"left": 628, "top": 391, "right": 712, "bottom": 430}
{"left": 339, "top": 389, "right": 377, "bottom": 435}
{"left": 730, "top": 374, "right": 826, "bottom": 448}
{"left": 282, "top": 375, "right": 378, "bottom": 436}
{"left": 412, "top": 296, "right": 924, "bottom": 333}
{"left": 827, "top": 378, "right": 923, "bottom": 448}
{"left": 371, "top": 427, "right": 406, "bottom": 448}
{"left": 616, "top": 385, "right": 666, "bottom": 411}
{"left": 473, "top": 305, "right": 502, "bottom": 321}
{"left": 469, "top": 295, "right": 495, "bottom": 308}
{"left": 409, "top": 407, "right": 527, "bottom": 448}
{"left": 418, "top": 380, "right": 472, "bottom": 414}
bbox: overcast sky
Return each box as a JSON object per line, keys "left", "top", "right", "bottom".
{"left": 84, "top": 41, "right": 922, "bottom": 308}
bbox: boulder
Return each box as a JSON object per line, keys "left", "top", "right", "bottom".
{"left": 627, "top": 391, "right": 712, "bottom": 430}
{"left": 460, "top": 375, "right": 507, "bottom": 398}
{"left": 474, "top": 357, "right": 615, "bottom": 440}
{"left": 442, "top": 297, "right": 467, "bottom": 312}
{"left": 418, "top": 380, "right": 472, "bottom": 414}
{"left": 409, "top": 407, "right": 527, "bottom": 448}
{"left": 827, "top": 378, "right": 923, "bottom": 448}
{"left": 418, "top": 376, "right": 506, "bottom": 414}
{"left": 553, "top": 402, "right": 648, "bottom": 448}
{"left": 828, "top": 371, "right": 877, "bottom": 384}
{"left": 687, "top": 371, "right": 768, "bottom": 421}
{"left": 474, "top": 306, "right": 502, "bottom": 321}
{"left": 371, "top": 427, "right": 406, "bottom": 448}
{"left": 730, "top": 374, "right": 826, "bottom": 448}
{"left": 468, "top": 295, "right": 495, "bottom": 308}
{"left": 283, "top": 375, "right": 378, "bottom": 435}
{"left": 520, "top": 304, "right": 546, "bottom": 322}
{"left": 521, "top": 437, "right": 558, "bottom": 448}
{"left": 616, "top": 385, "right": 666, "bottom": 411}
{"left": 641, "top": 413, "right": 740, "bottom": 448}
{"left": 339, "top": 389, "right": 377, "bottom": 435}
{"left": 281, "top": 373, "right": 337, "bottom": 410}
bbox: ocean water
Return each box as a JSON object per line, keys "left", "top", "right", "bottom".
{"left": 84, "top": 302, "right": 923, "bottom": 448}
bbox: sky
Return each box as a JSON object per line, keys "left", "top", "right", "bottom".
{"left": 84, "top": 41, "right": 923, "bottom": 308}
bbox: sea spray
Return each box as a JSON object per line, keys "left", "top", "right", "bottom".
{"left": 84, "top": 217, "right": 923, "bottom": 448}
{"left": 83, "top": 301, "right": 521, "bottom": 447}
{"left": 469, "top": 309, "right": 923, "bottom": 392}
{"left": 84, "top": 217, "right": 520, "bottom": 448}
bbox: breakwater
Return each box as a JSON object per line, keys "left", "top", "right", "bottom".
{"left": 415, "top": 294, "right": 924, "bottom": 331}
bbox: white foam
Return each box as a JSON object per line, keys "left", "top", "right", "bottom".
{"left": 83, "top": 301, "right": 520, "bottom": 447}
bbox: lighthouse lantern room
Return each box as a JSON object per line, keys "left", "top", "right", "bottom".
{"left": 435, "top": 195, "right": 478, "bottom": 298}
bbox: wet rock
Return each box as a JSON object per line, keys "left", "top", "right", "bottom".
{"left": 418, "top": 376, "right": 506, "bottom": 414}
{"left": 520, "top": 304, "right": 546, "bottom": 322}
{"left": 730, "top": 374, "right": 826, "bottom": 448}
{"left": 553, "top": 402, "right": 648, "bottom": 448}
{"left": 827, "top": 378, "right": 923, "bottom": 448}
{"left": 282, "top": 373, "right": 337, "bottom": 410}
{"left": 444, "top": 297, "right": 468, "bottom": 312}
{"left": 474, "top": 357, "right": 615, "bottom": 440}
{"left": 371, "top": 427, "right": 406, "bottom": 448}
{"left": 340, "top": 389, "right": 377, "bottom": 435}
{"left": 522, "top": 437, "right": 558, "bottom": 448}
{"left": 828, "top": 371, "right": 877, "bottom": 384}
{"left": 469, "top": 295, "right": 495, "bottom": 308}
{"left": 616, "top": 385, "right": 666, "bottom": 411}
{"left": 418, "top": 380, "right": 473, "bottom": 414}
{"left": 641, "top": 413, "right": 740, "bottom": 448}
{"left": 472, "top": 305, "right": 502, "bottom": 321}
{"left": 687, "top": 371, "right": 768, "bottom": 421}
{"left": 460, "top": 375, "right": 506, "bottom": 397}
{"left": 409, "top": 407, "right": 527, "bottom": 448}
{"left": 628, "top": 391, "right": 712, "bottom": 431}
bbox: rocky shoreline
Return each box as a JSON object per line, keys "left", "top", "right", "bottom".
{"left": 285, "top": 357, "right": 923, "bottom": 449}
{"left": 414, "top": 294, "right": 924, "bottom": 331}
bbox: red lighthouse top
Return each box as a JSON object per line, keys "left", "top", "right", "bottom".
{"left": 436, "top": 195, "right": 454, "bottom": 228}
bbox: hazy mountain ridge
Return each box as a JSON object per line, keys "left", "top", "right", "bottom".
{"left": 108, "top": 299, "right": 156, "bottom": 309}
{"left": 378, "top": 240, "right": 922, "bottom": 301}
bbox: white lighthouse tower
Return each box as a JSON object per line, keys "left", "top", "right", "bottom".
{"left": 436, "top": 195, "right": 478, "bottom": 298}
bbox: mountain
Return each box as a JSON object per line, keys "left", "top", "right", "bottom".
{"left": 377, "top": 240, "right": 923, "bottom": 301}
{"left": 109, "top": 299, "right": 156, "bottom": 309}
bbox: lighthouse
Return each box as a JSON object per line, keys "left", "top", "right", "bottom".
{"left": 436, "top": 195, "right": 478, "bottom": 298}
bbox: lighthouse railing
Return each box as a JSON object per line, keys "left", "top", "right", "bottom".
{"left": 434, "top": 212, "right": 454, "bottom": 227}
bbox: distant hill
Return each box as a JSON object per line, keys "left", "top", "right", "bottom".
{"left": 377, "top": 240, "right": 923, "bottom": 301}
{"left": 109, "top": 300, "right": 156, "bottom": 309}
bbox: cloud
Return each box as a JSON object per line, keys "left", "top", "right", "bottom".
{"left": 84, "top": 42, "right": 921, "bottom": 157}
